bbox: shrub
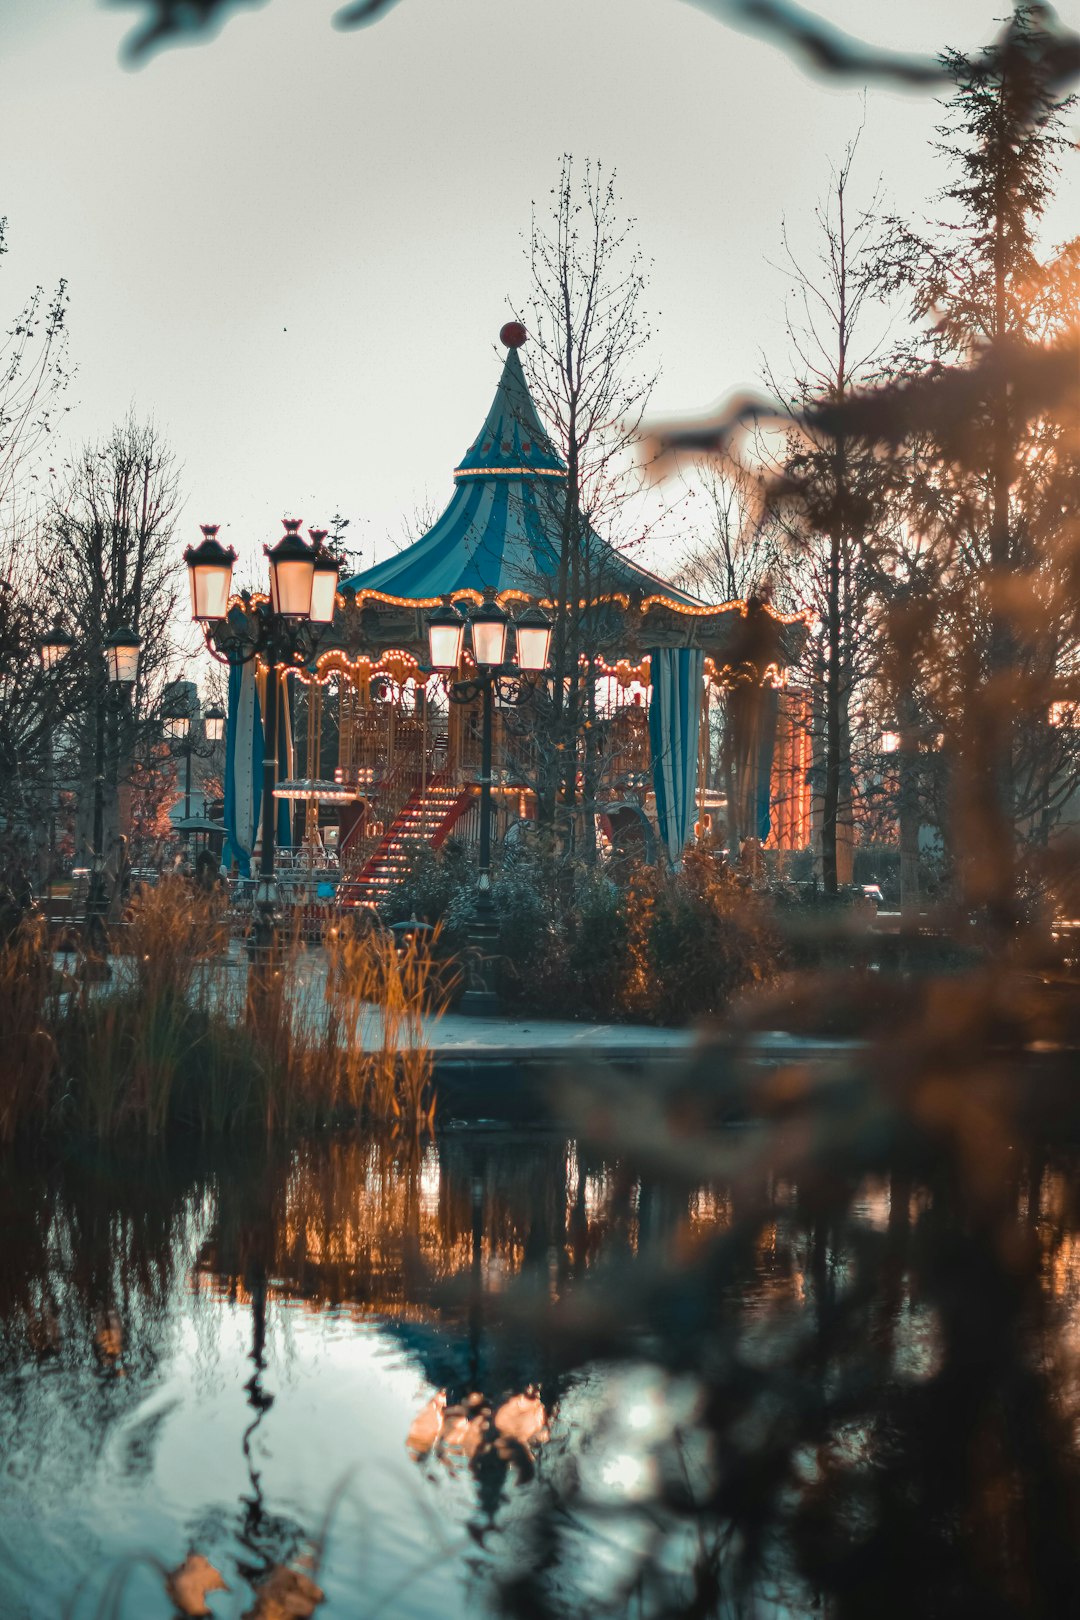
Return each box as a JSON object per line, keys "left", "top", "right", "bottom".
{"left": 621, "top": 848, "right": 780, "bottom": 1025}
{"left": 382, "top": 839, "right": 473, "bottom": 941}
{"left": 490, "top": 845, "right": 567, "bottom": 1009}
{"left": 564, "top": 867, "right": 627, "bottom": 1019}
{"left": 483, "top": 844, "right": 774, "bottom": 1026}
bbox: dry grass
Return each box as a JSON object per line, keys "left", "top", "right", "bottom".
{"left": 0, "top": 918, "right": 59, "bottom": 1143}
{"left": 37, "top": 882, "right": 448, "bottom": 1139}
{"left": 276, "top": 925, "right": 452, "bottom": 1134}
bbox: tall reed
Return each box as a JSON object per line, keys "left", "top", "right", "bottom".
{"left": 126, "top": 876, "right": 230, "bottom": 1134}
{"left": 237, "top": 918, "right": 448, "bottom": 1133}
{"left": 60, "top": 877, "right": 230, "bottom": 1137}
{"left": 10, "top": 888, "right": 446, "bottom": 1138}
{"left": 0, "top": 918, "right": 58, "bottom": 1143}
{"left": 316, "top": 925, "right": 450, "bottom": 1132}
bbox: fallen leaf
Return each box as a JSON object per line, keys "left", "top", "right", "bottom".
{"left": 406, "top": 1389, "right": 446, "bottom": 1458}
{"left": 165, "top": 1552, "right": 229, "bottom": 1617}
{"left": 493, "top": 1391, "right": 548, "bottom": 1450}
{"left": 242, "top": 1565, "right": 324, "bottom": 1619}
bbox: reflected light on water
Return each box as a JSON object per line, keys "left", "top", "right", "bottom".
{"left": 600, "top": 1451, "right": 652, "bottom": 1498}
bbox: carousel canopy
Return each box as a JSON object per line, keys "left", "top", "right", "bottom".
{"left": 344, "top": 334, "right": 700, "bottom": 607}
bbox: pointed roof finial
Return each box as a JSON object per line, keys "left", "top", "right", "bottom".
{"left": 342, "top": 325, "right": 704, "bottom": 608}
{"left": 453, "top": 329, "right": 563, "bottom": 481}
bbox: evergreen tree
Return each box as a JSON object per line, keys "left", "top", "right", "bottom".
{"left": 895, "top": 5, "right": 1080, "bottom": 923}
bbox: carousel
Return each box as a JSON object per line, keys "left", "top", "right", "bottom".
{"left": 193, "top": 324, "right": 807, "bottom": 911}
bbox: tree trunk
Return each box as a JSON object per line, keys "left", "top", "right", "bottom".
{"left": 821, "top": 530, "right": 842, "bottom": 895}
{"left": 898, "top": 697, "right": 920, "bottom": 927}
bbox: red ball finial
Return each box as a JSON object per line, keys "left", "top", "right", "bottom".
{"left": 500, "top": 321, "right": 527, "bottom": 349}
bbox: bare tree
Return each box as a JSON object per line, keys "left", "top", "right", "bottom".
{"left": 49, "top": 416, "right": 182, "bottom": 853}
{"left": 0, "top": 219, "right": 71, "bottom": 528}
{"left": 517, "top": 156, "right": 661, "bottom": 852}
{"left": 676, "top": 458, "right": 785, "bottom": 605}
{"left": 762, "top": 137, "right": 901, "bottom": 892}
{"left": 0, "top": 221, "right": 74, "bottom": 863}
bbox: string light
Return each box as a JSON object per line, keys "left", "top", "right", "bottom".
{"left": 539, "top": 593, "right": 632, "bottom": 612}
{"left": 640, "top": 594, "right": 744, "bottom": 617}
{"left": 259, "top": 648, "right": 434, "bottom": 690}
{"left": 210, "top": 577, "right": 808, "bottom": 689}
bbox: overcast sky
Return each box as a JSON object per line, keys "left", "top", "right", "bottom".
{"left": 4, "top": 0, "right": 1079, "bottom": 587}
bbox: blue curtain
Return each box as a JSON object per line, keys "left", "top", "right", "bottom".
{"left": 753, "top": 684, "right": 780, "bottom": 842}
{"left": 224, "top": 658, "right": 262, "bottom": 876}
{"left": 727, "top": 679, "right": 780, "bottom": 848}
{"left": 648, "top": 647, "right": 704, "bottom": 869}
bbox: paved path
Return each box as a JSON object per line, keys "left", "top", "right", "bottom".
{"left": 421, "top": 1010, "right": 695, "bottom": 1058}
{"left": 58, "top": 942, "right": 861, "bottom": 1067}
{"left": 206, "top": 944, "right": 700, "bottom": 1060}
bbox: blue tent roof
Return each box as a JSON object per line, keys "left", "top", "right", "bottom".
{"left": 344, "top": 341, "right": 700, "bottom": 606}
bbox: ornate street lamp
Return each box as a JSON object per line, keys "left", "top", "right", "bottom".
{"left": 184, "top": 525, "right": 237, "bottom": 622}
{"left": 204, "top": 704, "right": 226, "bottom": 744}
{"left": 83, "top": 625, "right": 143, "bottom": 956}
{"left": 104, "top": 626, "right": 142, "bottom": 686}
{"left": 427, "top": 598, "right": 466, "bottom": 672}
{"left": 266, "top": 520, "right": 317, "bottom": 619}
{"left": 425, "top": 595, "right": 552, "bottom": 1014}
{"left": 39, "top": 616, "right": 74, "bottom": 672}
{"left": 184, "top": 518, "right": 340, "bottom": 957}
{"left": 38, "top": 616, "right": 73, "bottom": 920}
{"left": 163, "top": 692, "right": 224, "bottom": 858}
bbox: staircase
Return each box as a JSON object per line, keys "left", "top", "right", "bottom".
{"left": 340, "top": 777, "right": 474, "bottom": 910}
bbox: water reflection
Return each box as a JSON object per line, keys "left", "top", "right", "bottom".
{"left": 2, "top": 1129, "right": 1079, "bottom": 1616}
{"left": 0, "top": 1133, "right": 706, "bottom": 1618}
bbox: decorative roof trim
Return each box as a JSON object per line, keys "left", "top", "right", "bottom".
{"left": 452, "top": 466, "right": 566, "bottom": 481}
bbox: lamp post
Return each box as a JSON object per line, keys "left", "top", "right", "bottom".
{"left": 82, "top": 624, "right": 142, "bottom": 952}
{"left": 162, "top": 695, "right": 226, "bottom": 862}
{"left": 184, "top": 520, "right": 339, "bottom": 956}
{"left": 205, "top": 703, "right": 226, "bottom": 744}
{"left": 39, "top": 616, "right": 74, "bottom": 673}
{"left": 38, "top": 616, "right": 74, "bottom": 918}
{"left": 426, "top": 593, "right": 552, "bottom": 1014}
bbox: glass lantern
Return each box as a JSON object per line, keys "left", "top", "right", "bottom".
{"left": 266, "top": 521, "right": 316, "bottom": 619}
{"left": 105, "top": 626, "right": 142, "bottom": 685}
{"left": 469, "top": 597, "right": 509, "bottom": 668}
{"left": 204, "top": 704, "right": 226, "bottom": 743}
{"left": 513, "top": 605, "right": 553, "bottom": 672}
{"left": 184, "top": 526, "right": 237, "bottom": 621}
{"left": 426, "top": 599, "right": 466, "bottom": 671}
{"left": 39, "top": 616, "right": 74, "bottom": 671}
{"left": 308, "top": 532, "right": 340, "bottom": 626}
{"left": 163, "top": 708, "right": 190, "bottom": 741}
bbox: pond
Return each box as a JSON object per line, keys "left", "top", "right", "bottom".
{"left": 0, "top": 1133, "right": 713, "bottom": 1618}
{"left": 2, "top": 1111, "right": 1080, "bottom": 1618}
